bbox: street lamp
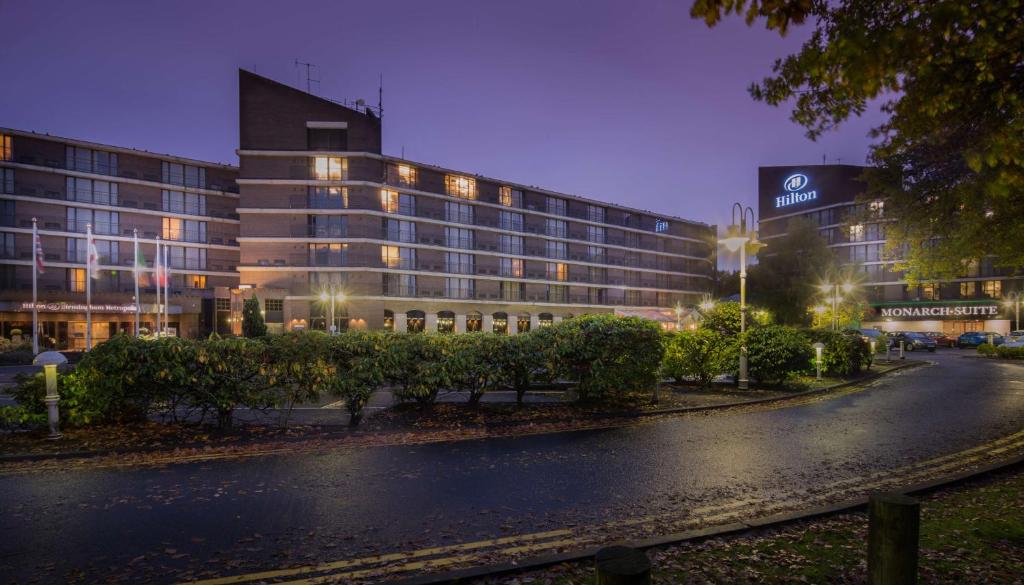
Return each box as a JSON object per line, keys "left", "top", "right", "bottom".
{"left": 319, "top": 286, "right": 347, "bottom": 335}
{"left": 1004, "top": 291, "right": 1022, "bottom": 331}
{"left": 819, "top": 282, "right": 855, "bottom": 331}
{"left": 719, "top": 203, "right": 763, "bottom": 390}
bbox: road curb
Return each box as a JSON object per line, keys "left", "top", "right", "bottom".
{"left": 0, "top": 361, "right": 925, "bottom": 464}
{"left": 389, "top": 450, "right": 1024, "bottom": 585}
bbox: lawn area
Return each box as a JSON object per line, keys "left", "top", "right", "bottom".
{"left": 498, "top": 464, "right": 1024, "bottom": 584}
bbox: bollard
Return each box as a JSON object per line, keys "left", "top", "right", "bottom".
{"left": 899, "top": 341, "right": 905, "bottom": 360}
{"left": 868, "top": 493, "right": 919, "bottom": 585}
{"left": 595, "top": 546, "right": 651, "bottom": 585}
{"left": 33, "top": 351, "right": 67, "bottom": 440}
{"left": 885, "top": 342, "right": 891, "bottom": 363}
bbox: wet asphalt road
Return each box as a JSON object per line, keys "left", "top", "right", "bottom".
{"left": 2, "top": 351, "right": 1023, "bottom": 583}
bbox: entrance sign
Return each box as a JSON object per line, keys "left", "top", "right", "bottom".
{"left": 774, "top": 173, "right": 818, "bottom": 209}
{"left": 19, "top": 301, "right": 138, "bottom": 314}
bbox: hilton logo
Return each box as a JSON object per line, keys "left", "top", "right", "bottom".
{"left": 775, "top": 173, "right": 818, "bottom": 209}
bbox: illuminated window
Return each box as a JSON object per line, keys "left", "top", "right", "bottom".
{"left": 382, "top": 245, "right": 415, "bottom": 269}
{"left": 500, "top": 258, "right": 523, "bottom": 277}
{"left": 849, "top": 224, "right": 865, "bottom": 242}
{"left": 0, "top": 134, "right": 11, "bottom": 161}
{"left": 869, "top": 200, "right": 885, "bottom": 217}
{"left": 68, "top": 268, "right": 86, "bottom": 292}
{"left": 396, "top": 165, "right": 416, "bottom": 187}
{"left": 655, "top": 219, "right": 669, "bottom": 233}
{"left": 308, "top": 243, "right": 348, "bottom": 266}
{"left": 380, "top": 190, "right": 414, "bottom": 214}
{"left": 445, "top": 175, "right": 476, "bottom": 199}
{"left": 920, "top": 283, "right": 939, "bottom": 300}
{"left": 500, "top": 186, "right": 522, "bottom": 208}
{"left": 163, "top": 217, "right": 206, "bottom": 242}
{"left": 960, "top": 281, "right": 976, "bottom": 297}
{"left": 982, "top": 280, "right": 1002, "bottom": 299}
{"left": 187, "top": 274, "right": 207, "bottom": 289}
{"left": 312, "top": 157, "right": 346, "bottom": 180}
{"left": 547, "top": 262, "right": 568, "bottom": 281}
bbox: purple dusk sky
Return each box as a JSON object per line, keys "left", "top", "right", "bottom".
{"left": 2, "top": 0, "right": 885, "bottom": 232}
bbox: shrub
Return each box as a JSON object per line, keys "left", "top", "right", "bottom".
{"left": 698, "top": 302, "right": 771, "bottom": 335}
{"left": 267, "top": 331, "right": 334, "bottom": 426}
{"left": 387, "top": 334, "right": 454, "bottom": 406}
{"left": 191, "top": 335, "right": 272, "bottom": 428}
{"left": 743, "top": 325, "right": 813, "bottom": 386}
{"left": 662, "top": 329, "right": 736, "bottom": 387}
{"left": 553, "top": 314, "right": 664, "bottom": 401}
{"left": 994, "top": 345, "right": 1024, "bottom": 359}
{"left": 806, "top": 329, "right": 870, "bottom": 376}
{"left": 447, "top": 334, "right": 515, "bottom": 406}
{"left": 326, "top": 331, "right": 390, "bottom": 425}
{"left": 242, "top": 296, "right": 267, "bottom": 338}
{"left": 977, "top": 342, "right": 996, "bottom": 356}
{"left": 507, "top": 327, "right": 559, "bottom": 404}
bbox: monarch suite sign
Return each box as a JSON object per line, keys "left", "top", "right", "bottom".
{"left": 876, "top": 303, "right": 1001, "bottom": 320}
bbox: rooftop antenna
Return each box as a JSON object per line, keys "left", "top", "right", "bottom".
{"left": 294, "top": 59, "right": 320, "bottom": 94}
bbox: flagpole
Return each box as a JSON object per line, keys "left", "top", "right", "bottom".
{"left": 133, "top": 229, "right": 141, "bottom": 336}
{"left": 163, "top": 244, "right": 170, "bottom": 334}
{"left": 85, "top": 223, "right": 93, "bottom": 351}
{"left": 31, "top": 217, "right": 39, "bottom": 355}
{"left": 155, "top": 236, "right": 162, "bottom": 336}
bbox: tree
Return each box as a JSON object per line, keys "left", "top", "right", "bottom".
{"left": 747, "top": 218, "right": 839, "bottom": 326}
{"left": 241, "top": 295, "right": 267, "bottom": 338}
{"left": 691, "top": 0, "right": 1024, "bottom": 282}
{"left": 698, "top": 300, "right": 771, "bottom": 335}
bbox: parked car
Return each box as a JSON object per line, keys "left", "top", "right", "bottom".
{"left": 856, "top": 328, "right": 885, "bottom": 343}
{"left": 1004, "top": 338, "right": 1024, "bottom": 349}
{"left": 889, "top": 331, "right": 937, "bottom": 352}
{"left": 1008, "top": 330, "right": 1024, "bottom": 342}
{"left": 923, "top": 331, "right": 956, "bottom": 348}
{"left": 957, "top": 331, "right": 1005, "bottom": 348}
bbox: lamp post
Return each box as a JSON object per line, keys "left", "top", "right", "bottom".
{"left": 1005, "top": 291, "right": 1022, "bottom": 332}
{"left": 819, "top": 282, "right": 855, "bottom": 331}
{"left": 812, "top": 342, "right": 825, "bottom": 380}
{"left": 319, "top": 286, "right": 347, "bottom": 335}
{"left": 719, "top": 203, "right": 763, "bottom": 390}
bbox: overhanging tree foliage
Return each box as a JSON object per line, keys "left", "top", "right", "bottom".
{"left": 691, "top": 0, "right": 1024, "bottom": 282}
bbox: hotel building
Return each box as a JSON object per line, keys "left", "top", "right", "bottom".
{"left": 0, "top": 129, "right": 240, "bottom": 348}
{"left": 758, "top": 164, "right": 1022, "bottom": 334}
{"left": 0, "top": 70, "right": 715, "bottom": 347}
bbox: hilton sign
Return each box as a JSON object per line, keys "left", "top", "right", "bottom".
{"left": 875, "top": 303, "right": 1001, "bottom": 320}
{"left": 774, "top": 173, "right": 818, "bottom": 209}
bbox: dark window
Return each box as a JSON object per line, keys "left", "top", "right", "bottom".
{"left": 308, "top": 128, "right": 348, "bottom": 150}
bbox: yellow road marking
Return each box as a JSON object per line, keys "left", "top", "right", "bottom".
{"left": 268, "top": 538, "right": 580, "bottom": 585}
{"left": 182, "top": 529, "right": 572, "bottom": 585}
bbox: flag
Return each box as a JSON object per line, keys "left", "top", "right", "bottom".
{"left": 87, "top": 235, "right": 101, "bottom": 280}
{"left": 155, "top": 252, "right": 166, "bottom": 287}
{"left": 134, "top": 243, "right": 150, "bottom": 286}
{"left": 33, "top": 229, "right": 45, "bottom": 274}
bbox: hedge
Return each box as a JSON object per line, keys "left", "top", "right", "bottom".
{"left": 741, "top": 325, "right": 814, "bottom": 385}
{"left": 805, "top": 329, "right": 872, "bottom": 376}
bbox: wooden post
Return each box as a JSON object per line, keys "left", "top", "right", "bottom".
{"left": 595, "top": 546, "right": 651, "bottom": 585}
{"left": 868, "top": 493, "right": 920, "bottom": 585}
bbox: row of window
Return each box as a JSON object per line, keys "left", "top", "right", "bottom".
{"left": 66, "top": 146, "right": 118, "bottom": 176}
{"left": 66, "top": 268, "right": 207, "bottom": 292}
{"left": 162, "top": 161, "right": 207, "bottom": 189}
{"left": 58, "top": 237, "right": 208, "bottom": 270}
{"left": 312, "top": 158, "right": 672, "bottom": 232}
